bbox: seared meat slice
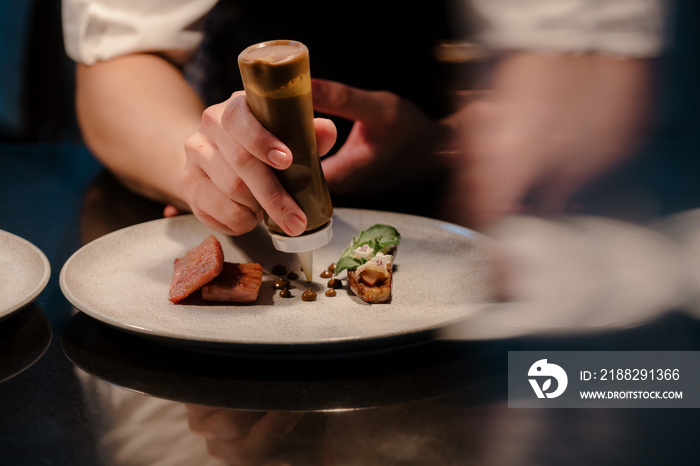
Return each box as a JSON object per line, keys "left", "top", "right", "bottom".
{"left": 201, "top": 262, "right": 263, "bottom": 303}
{"left": 169, "top": 235, "right": 224, "bottom": 303}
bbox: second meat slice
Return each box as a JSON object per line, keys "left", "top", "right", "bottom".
{"left": 201, "top": 262, "right": 263, "bottom": 303}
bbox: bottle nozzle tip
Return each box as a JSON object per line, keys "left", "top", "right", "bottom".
{"left": 298, "top": 250, "right": 313, "bottom": 282}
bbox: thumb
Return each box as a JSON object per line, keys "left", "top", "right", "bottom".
{"left": 314, "top": 117, "right": 338, "bottom": 157}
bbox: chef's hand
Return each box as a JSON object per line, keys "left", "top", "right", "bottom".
{"left": 312, "top": 79, "right": 447, "bottom": 195}
{"left": 186, "top": 404, "right": 304, "bottom": 466}
{"left": 442, "top": 53, "right": 652, "bottom": 227}
{"left": 180, "top": 91, "right": 337, "bottom": 236}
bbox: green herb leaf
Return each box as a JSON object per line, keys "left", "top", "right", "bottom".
{"left": 335, "top": 224, "right": 401, "bottom": 275}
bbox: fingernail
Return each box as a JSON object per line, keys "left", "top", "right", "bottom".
{"left": 269, "top": 149, "right": 290, "bottom": 168}
{"left": 284, "top": 213, "right": 306, "bottom": 236}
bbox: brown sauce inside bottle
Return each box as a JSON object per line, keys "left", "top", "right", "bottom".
{"left": 239, "top": 41, "right": 333, "bottom": 235}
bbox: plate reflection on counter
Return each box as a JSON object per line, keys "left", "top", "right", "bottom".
{"left": 0, "top": 304, "right": 52, "bottom": 383}
{"left": 61, "top": 312, "right": 494, "bottom": 412}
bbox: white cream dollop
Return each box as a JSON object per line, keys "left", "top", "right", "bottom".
{"left": 355, "top": 252, "right": 393, "bottom": 276}
{"left": 353, "top": 244, "right": 375, "bottom": 260}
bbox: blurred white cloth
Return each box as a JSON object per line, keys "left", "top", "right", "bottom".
{"left": 468, "top": 0, "right": 666, "bottom": 57}
{"left": 62, "top": 0, "right": 216, "bottom": 65}
{"left": 63, "top": 0, "right": 667, "bottom": 66}
{"left": 78, "top": 370, "right": 226, "bottom": 466}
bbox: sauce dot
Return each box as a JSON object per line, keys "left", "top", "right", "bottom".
{"left": 327, "top": 278, "right": 342, "bottom": 289}
{"left": 325, "top": 289, "right": 336, "bottom": 297}
{"left": 301, "top": 288, "right": 317, "bottom": 301}
{"left": 286, "top": 270, "right": 299, "bottom": 280}
{"left": 274, "top": 278, "right": 290, "bottom": 290}
{"left": 320, "top": 269, "right": 333, "bottom": 279}
{"left": 279, "top": 288, "right": 292, "bottom": 298}
{"left": 271, "top": 264, "right": 287, "bottom": 276}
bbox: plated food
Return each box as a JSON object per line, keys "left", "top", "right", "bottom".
{"left": 202, "top": 262, "right": 264, "bottom": 303}
{"left": 60, "top": 210, "right": 495, "bottom": 349}
{"left": 170, "top": 224, "right": 401, "bottom": 306}
{"left": 335, "top": 224, "right": 401, "bottom": 303}
{"left": 169, "top": 235, "right": 262, "bottom": 304}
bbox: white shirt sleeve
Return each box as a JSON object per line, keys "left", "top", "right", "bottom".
{"left": 62, "top": 0, "right": 218, "bottom": 65}
{"left": 467, "top": 0, "right": 667, "bottom": 57}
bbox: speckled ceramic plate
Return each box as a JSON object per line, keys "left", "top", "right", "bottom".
{"left": 0, "top": 230, "right": 51, "bottom": 321}
{"left": 59, "top": 209, "right": 497, "bottom": 352}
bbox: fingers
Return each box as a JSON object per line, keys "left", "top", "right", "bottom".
{"left": 186, "top": 405, "right": 303, "bottom": 466}
{"left": 312, "top": 78, "right": 392, "bottom": 122}
{"left": 181, "top": 168, "right": 262, "bottom": 236}
{"left": 216, "top": 94, "right": 312, "bottom": 236}
{"left": 236, "top": 412, "right": 304, "bottom": 459}
{"left": 183, "top": 134, "right": 263, "bottom": 236}
{"left": 187, "top": 405, "right": 263, "bottom": 440}
{"left": 217, "top": 94, "right": 308, "bottom": 236}
{"left": 215, "top": 150, "right": 306, "bottom": 236}
{"left": 319, "top": 147, "right": 357, "bottom": 192}
{"left": 184, "top": 90, "right": 337, "bottom": 237}
{"left": 163, "top": 204, "right": 183, "bottom": 218}
{"left": 185, "top": 131, "right": 261, "bottom": 212}
{"left": 220, "top": 93, "right": 293, "bottom": 170}
{"left": 184, "top": 94, "right": 310, "bottom": 236}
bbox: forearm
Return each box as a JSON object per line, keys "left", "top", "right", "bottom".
{"left": 75, "top": 53, "right": 205, "bottom": 209}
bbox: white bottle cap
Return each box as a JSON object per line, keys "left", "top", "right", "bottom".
{"left": 268, "top": 219, "right": 333, "bottom": 253}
